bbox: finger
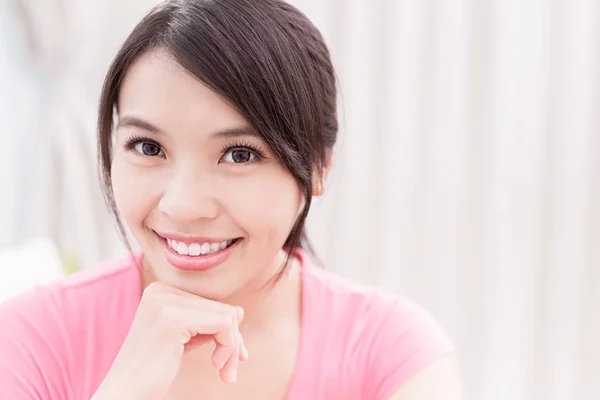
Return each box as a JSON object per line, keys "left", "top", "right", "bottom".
{"left": 166, "top": 288, "right": 243, "bottom": 321}
{"left": 235, "top": 306, "right": 244, "bottom": 322}
{"left": 233, "top": 307, "right": 248, "bottom": 360}
{"left": 189, "top": 311, "right": 237, "bottom": 350}
{"left": 185, "top": 334, "right": 213, "bottom": 353}
{"left": 236, "top": 330, "right": 249, "bottom": 361}
{"left": 167, "top": 308, "right": 237, "bottom": 360}
{"left": 219, "top": 346, "right": 240, "bottom": 383}
{"left": 240, "top": 343, "right": 249, "bottom": 361}
{"left": 212, "top": 342, "right": 233, "bottom": 369}
{"left": 177, "top": 298, "right": 244, "bottom": 348}
{"left": 146, "top": 283, "right": 243, "bottom": 323}
{"left": 162, "top": 290, "right": 245, "bottom": 351}
{"left": 186, "top": 311, "right": 237, "bottom": 370}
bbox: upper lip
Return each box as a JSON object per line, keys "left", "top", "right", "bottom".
{"left": 155, "top": 231, "right": 239, "bottom": 244}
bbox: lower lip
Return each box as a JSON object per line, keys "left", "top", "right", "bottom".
{"left": 159, "top": 236, "right": 240, "bottom": 271}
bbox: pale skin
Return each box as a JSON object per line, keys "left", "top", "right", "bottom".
{"left": 93, "top": 48, "right": 462, "bottom": 400}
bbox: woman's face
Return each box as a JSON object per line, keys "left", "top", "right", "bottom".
{"left": 111, "top": 49, "right": 303, "bottom": 300}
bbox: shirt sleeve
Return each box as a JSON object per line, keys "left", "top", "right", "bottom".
{"left": 0, "top": 289, "right": 73, "bottom": 400}
{"left": 365, "top": 296, "right": 454, "bottom": 400}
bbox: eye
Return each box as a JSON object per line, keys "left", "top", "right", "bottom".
{"left": 222, "top": 148, "right": 257, "bottom": 164}
{"left": 127, "top": 139, "right": 165, "bottom": 157}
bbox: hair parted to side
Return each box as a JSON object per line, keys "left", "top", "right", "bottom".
{"left": 97, "top": 0, "right": 338, "bottom": 271}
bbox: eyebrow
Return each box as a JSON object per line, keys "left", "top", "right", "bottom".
{"left": 117, "top": 116, "right": 165, "bottom": 135}
{"left": 117, "top": 115, "right": 260, "bottom": 140}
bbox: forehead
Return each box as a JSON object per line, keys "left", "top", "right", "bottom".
{"left": 117, "top": 48, "right": 248, "bottom": 134}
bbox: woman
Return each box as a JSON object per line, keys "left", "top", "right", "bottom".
{"left": 0, "top": 1, "right": 461, "bottom": 399}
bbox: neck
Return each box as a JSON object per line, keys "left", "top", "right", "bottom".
{"left": 221, "top": 251, "right": 301, "bottom": 334}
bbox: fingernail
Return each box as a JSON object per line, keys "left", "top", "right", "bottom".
{"left": 230, "top": 369, "right": 238, "bottom": 383}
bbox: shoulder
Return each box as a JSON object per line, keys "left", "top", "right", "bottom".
{"left": 0, "top": 251, "right": 141, "bottom": 325}
{"left": 304, "top": 262, "right": 451, "bottom": 349}
{"left": 55, "top": 250, "right": 141, "bottom": 291}
{"left": 0, "top": 251, "right": 142, "bottom": 345}
{"left": 301, "top": 256, "right": 453, "bottom": 399}
{"left": 0, "top": 250, "right": 140, "bottom": 319}
{"left": 0, "top": 252, "right": 141, "bottom": 399}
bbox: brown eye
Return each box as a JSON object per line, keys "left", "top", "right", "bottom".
{"left": 223, "top": 149, "right": 255, "bottom": 163}
{"left": 134, "top": 141, "right": 164, "bottom": 157}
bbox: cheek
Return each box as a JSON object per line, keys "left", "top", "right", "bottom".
{"left": 226, "top": 170, "right": 302, "bottom": 243}
{"left": 110, "top": 155, "right": 161, "bottom": 230}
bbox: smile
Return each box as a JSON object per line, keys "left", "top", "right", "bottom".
{"left": 166, "top": 238, "right": 236, "bottom": 257}
{"left": 154, "top": 231, "right": 242, "bottom": 271}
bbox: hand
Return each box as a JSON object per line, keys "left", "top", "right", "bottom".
{"left": 92, "top": 282, "right": 249, "bottom": 400}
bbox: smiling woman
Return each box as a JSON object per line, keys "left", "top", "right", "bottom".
{"left": 107, "top": 48, "right": 306, "bottom": 301}
{"left": 0, "top": 1, "right": 460, "bottom": 400}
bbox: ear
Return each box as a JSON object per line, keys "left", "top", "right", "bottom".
{"left": 312, "top": 150, "right": 333, "bottom": 197}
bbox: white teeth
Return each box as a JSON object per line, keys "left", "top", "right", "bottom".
{"left": 200, "top": 242, "right": 211, "bottom": 255}
{"left": 177, "top": 242, "right": 189, "bottom": 255}
{"left": 188, "top": 243, "right": 201, "bottom": 256}
{"left": 167, "top": 238, "right": 235, "bottom": 256}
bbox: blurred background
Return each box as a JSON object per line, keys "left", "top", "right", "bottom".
{"left": 1, "top": 0, "right": 599, "bottom": 399}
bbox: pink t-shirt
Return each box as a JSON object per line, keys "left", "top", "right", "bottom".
{"left": 0, "top": 250, "right": 452, "bottom": 400}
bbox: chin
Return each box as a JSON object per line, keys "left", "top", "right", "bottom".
{"left": 142, "top": 248, "right": 244, "bottom": 301}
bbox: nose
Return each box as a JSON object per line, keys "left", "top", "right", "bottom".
{"left": 158, "top": 167, "right": 220, "bottom": 222}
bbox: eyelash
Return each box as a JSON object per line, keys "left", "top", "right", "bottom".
{"left": 124, "top": 135, "right": 162, "bottom": 154}
{"left": 123, "top": 136, "right": 267, "bottom": 160}
{"left": 220, "top": 140, "right": 267, "bottom": 160}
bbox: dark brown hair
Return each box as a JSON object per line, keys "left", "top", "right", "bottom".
{"left": 97, "top": 0, "right": 338, "bottom": 268}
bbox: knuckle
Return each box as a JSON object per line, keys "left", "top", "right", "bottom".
{"left": 219, "top": 315, "right": 235, "bottom": 334}
{"left": 226, "top": 305, "right": 237, "bottom": 319}
{"left": 227, "top": 313, "right": 236, "bottom": 327}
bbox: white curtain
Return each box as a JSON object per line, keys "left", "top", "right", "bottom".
{"left": 0, "top": 0, "right": 40, "bottom": 247}
{"left": 294, "top": 1, "right": 600, "bottom": 399}
{"left": 5, "top": 0, "right": 141, "bottom": 267}
{"left": 3, "top": 0, "right": 599, "bottom": 399}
